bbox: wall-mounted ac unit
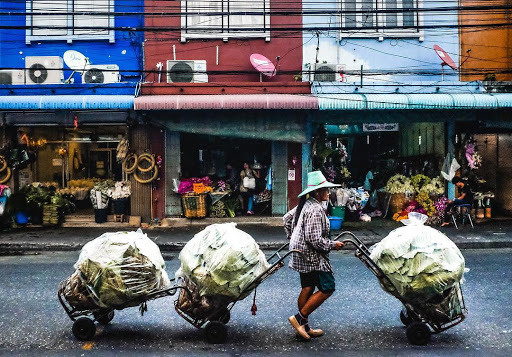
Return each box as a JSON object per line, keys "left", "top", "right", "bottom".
{"left": 25, "top": 56, "right": 64, "bottom": 84}
{"left": 0, "top": 69, "right": 25, "bottom": 85}
{"left": 167, "top": 60, "right": 208, "bottom": 83}
{"left": 313, "top": 63, "right": 346, "bottom": 82}
{"left": 82, "top": 64, "right": 120, "bottom": 84}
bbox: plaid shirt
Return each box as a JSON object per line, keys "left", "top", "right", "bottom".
{"left": 283, "top": 198, "right": 336, "bottom": 273}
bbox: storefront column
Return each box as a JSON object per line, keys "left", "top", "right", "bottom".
{"left": 165, "top": 130, "right": 182, "bottom": 216}
{"left": 272, "top": 141, "right": 288, "bottom": 216}
{"left": 446, "top": 121, "right": 455, "bottom": 200}
{"left": 302, "top": 119, "right": 313, "bottom": 189}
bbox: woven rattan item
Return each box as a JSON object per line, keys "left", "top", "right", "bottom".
{"left": 389, "top": 193, "right": 409, "bottom": 215}
{"left": 182, "top": 193, "right": 207, "bottom": 218}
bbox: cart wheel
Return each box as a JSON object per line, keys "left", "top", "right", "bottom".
{"left": 212, "top": 309, "right": 231, "bottom": 324}
{"left": 205, "top": 321, "right": 228, "bottom": 344}
{"left": 94, "top": 310, "right": 115, "bottom": 325}
{"left": 72, "top": 317, "right": 96, "bottom": 341}
{"left": 400, "top": 308, "right": 413, "bottom": 326}
{"left": 406, "top": 322, "right": 431, "bottom": 346}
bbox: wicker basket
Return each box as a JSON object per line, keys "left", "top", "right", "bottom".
{"left": 181, "top": 193, "right": 207, "bottom": 218}
{"left": 389, "top": 193, "right": 409, "bottom": 215}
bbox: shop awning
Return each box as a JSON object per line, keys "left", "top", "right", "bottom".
{"left": 134, "top": 94, "right": 318, "bottom": 110}
{"left": 0, "top": 95, "right": 134, "bottom": 110}
{"left": 317, "top": 93, "right": 512, "bottom": 110}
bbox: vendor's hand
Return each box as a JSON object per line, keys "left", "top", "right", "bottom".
{"left": 333, "top": 241, "right": 344, "bottom": 250}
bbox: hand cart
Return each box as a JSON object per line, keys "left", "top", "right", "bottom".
{"left": 335, "top": 231, "right": 467, "bottom": 346}
{"left": 174, "top": 243, "right": 302, "bottom": 344}
{"left": 58, "top": 272, "right": 180, "bottom": 341}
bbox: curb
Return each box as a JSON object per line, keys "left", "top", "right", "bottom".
{"left": 2, "top": 240, "right": 512, "bottom": 255}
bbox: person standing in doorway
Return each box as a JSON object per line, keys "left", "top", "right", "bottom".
{"left": 240, "top": 162, "right": 257, "bottom": 215}
{"left": 283, "top": 171, "right": 344, "bottom": 340}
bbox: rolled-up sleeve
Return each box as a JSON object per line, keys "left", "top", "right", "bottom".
{"left": 303, "top": 210, "right": 335, "bottom": 253}
{"left": 283, "top": 207, "right": 297, "bottom": 239}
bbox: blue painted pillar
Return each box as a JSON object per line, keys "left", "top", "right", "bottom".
{"left": 447, "top": 121, "right": 455, "bottom": 199}
{"left": 302, "top": 118, "right": 313, "bottom": 190}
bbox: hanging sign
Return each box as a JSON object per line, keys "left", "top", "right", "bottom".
{"left": 362, "top": 123, "right": 399, "bottom": 132}
{"left": 288, "top": 169, "right": 296, "bottom": 181}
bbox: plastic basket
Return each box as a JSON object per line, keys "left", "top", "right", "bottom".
{"left": 182, "top": 193, "right": 207, "bottom": 218}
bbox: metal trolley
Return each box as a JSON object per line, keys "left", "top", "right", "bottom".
{"left": 174, "top": 244, "right": 302, "bottom": 344}
{"left": 58, "top": 276, "right": 180, "bottom": 341}
{"left": 336, "top": 231, "right": 467, "bottom": 345}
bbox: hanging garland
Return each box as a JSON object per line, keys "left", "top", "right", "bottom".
{"left": 122, "top": 152, "right": 159, "bottom": 184}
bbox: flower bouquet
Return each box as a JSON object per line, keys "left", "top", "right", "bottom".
{"left": 108, "top": 181, "right": 131, "bottom": 215}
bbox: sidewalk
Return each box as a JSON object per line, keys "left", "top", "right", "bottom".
{"left": 1, "top": 217, "right": 512, "bottom": 255}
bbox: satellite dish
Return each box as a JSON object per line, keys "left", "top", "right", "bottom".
{"left": 250, "top": 53, "right": 276, "bottom": 78}
{"left": 63, "top": 50, "right": 90, "bottom": 71}
{"left": 433, "top": 45, "right": 457, "bottom": 70}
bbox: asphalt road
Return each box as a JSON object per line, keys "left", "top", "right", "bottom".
{"left": 0, "top": 249, "right": 511, "bottom": 356}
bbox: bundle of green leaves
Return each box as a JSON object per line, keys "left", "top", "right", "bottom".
{"left": 177, "top": 223, "right": 270, "bottom": 300}
{"left": 370, "top": 221, "right": 465, "bottom": 304}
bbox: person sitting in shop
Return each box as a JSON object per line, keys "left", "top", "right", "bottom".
{"left": 441, "top": 176, "right": 474, "bottom": 227}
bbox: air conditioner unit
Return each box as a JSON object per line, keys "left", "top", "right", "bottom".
{"left": 313, "top": 63, "right": 346, "bottom": 82}
{"left": 25, "top": 56, "right": 64, "bottom": 84}
{"left": 167, "top": 60, "right": 208, "bottom": 83}
{"left": 82, "top": 64, "right": 120, "bottom": 84}
{"left": 0, "top": 69, "right": 25, "bottom": 85}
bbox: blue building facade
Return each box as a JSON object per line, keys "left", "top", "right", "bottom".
{"left": 0, "top": 0, "right": 144, "bottom": 95}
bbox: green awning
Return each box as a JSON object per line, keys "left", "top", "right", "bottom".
{"left": 317, "top": 93, "right": 512, "bottom": 110}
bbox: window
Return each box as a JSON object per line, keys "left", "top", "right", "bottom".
{"left": 182, "top": 0, "right": 270, "bottom": 41}
{"left": 26, "top": 0, "right": 114, "bottom": 44}
{"left": 339, "top": 0, "right": 423, "bottom": 40}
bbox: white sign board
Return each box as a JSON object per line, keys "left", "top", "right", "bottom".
{"left": 288, "top": 169, "right": 295, "bottom": 181}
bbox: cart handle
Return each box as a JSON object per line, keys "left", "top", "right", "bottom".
{"left": 266, "top": 241, "right": 290, "bottom": 263}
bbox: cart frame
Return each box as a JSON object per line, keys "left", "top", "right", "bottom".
{"left": 334, "top": 231, "right": 467, "bottom": 344}
{"left": 174, "top": 244, "right": 303, "bottom": 343}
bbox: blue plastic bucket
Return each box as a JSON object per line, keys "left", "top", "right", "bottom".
{"left": 15, "top": 211, "right": 29, "bottom": 225}
{"left": 328, "top": 216, "right": 343, "bottom": 230}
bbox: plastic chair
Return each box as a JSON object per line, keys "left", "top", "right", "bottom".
{"left": 451, "top": 203, "right": 474, "bottom": 229}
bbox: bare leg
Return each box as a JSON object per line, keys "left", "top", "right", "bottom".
{"left": 300, "top": 291, "right": 333, "bottom": 317}
{"left": 298, "top": 286, "right": 315, "bottom": 311}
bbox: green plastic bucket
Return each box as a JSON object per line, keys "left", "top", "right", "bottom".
{"left": 332, "top": 206, "right": 345, "bottom": 219}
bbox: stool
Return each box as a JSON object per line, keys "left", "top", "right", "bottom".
{"left": 451, "top": 204, "right": 474, "bottom": 229}
{"left": 114, "top": 214, "right": 126, "bottom": 223}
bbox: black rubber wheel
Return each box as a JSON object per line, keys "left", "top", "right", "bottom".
{"left": 406, "top": 321, "right": 431, "bottom": 346}
{"left": 400, "top": 308, "right": 413, "bottom": 326}
{"left": 205, "top": 321, "right": 228, "bottom": 344}
{"left": 94, "top": 310, "right": 115, "bottom": 325}
{"left": 72, "top": 317, "right": 96, "bottom": 341}
{"left": 212, "top": 309, "right": 230, "bottom": 324}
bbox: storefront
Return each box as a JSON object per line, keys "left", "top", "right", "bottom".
{"left": 134, "top": 94, "right": 318, "bottom": 217}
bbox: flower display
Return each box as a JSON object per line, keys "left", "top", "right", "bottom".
{"left": 386, "top": 174, "right": 414, "bottom": 194}
{"left": 107, "top": 181, "right": 131, "bottom": 200}
{"left": 416, "top": 191, "right": 435, "bottom": 216}
{"left": 411, "top": 174, "right": 431, "bottom": 193}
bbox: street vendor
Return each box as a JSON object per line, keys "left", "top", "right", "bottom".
{"left": 283, "top": 171, "right": 344, "bottom": 340}
{"left": 441, "top": 176, "right": 474, "bottom": 227}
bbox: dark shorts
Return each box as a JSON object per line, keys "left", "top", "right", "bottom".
{"left": 300, "top": 271, "right": 336, "bottom": 293}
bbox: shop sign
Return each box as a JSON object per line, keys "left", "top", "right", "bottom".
{"left": 288, "top": 169, "right": 296, "bottom": 181}
{"left": 362, "top": 123, "right": 399, "bottom": 132}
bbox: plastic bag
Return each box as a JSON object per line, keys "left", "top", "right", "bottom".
{"left": 176, "top": 223, "right": 270, "bottom": 300}
{"left": 73, "top": 229, "right": 171, "bottom": 308}
{"left": 369, "top": 213, "right": 465, "bottom": 304}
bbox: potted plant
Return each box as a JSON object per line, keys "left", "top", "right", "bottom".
{"left": 90, "top": 180, "right": 114, "bottom": 223}
{"left": 108, "top": 181, "right": 131, "bottom": 215}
